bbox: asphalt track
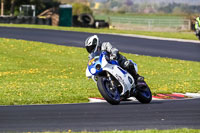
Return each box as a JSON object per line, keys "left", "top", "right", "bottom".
{"left": 0, "top": 99, "right": 200, "bottom": 132}
{"left": 0, "top": 27, "right": 200, "bottom": 132}
{"left": 0, "top": 27, "right": 200, "bottom": 61}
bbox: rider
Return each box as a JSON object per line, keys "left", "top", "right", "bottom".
{"left": 195, "top": 16, "right": 200, "bottom": 36}
{"left": 85, "top": 35, "right": 146, "bottom": 88}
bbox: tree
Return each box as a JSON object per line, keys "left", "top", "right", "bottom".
{"left": 72, "top": 3, "right": 93, "bottom": 16}
{"left": 125, "top": 0, "right": 133, "bottom": 7}
{"left": 10, "top": 0, "right": 15, "bottom": 16}
{"left": 1, "top": 0, "right": 4, "bottom": 16}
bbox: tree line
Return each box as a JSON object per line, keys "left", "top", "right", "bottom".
{"left": 92, "top": 0, "right": 200, "bottom": 14}
{"left": 0, "top": 0, "right": 59, "bottom": 16}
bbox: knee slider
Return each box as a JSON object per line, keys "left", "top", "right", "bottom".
{"left": 123, "top": 60, "right": 130, "bottom": 69}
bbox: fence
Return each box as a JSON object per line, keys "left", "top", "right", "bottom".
{"left": 109, "top": 17, "right": 191, "bottom": 31}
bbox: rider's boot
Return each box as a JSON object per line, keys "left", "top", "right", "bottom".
{"left": 117, "top": 54, "right": 147, "bottom": 89}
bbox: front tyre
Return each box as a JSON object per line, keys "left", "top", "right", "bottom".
{"left": 135, "top": 84, "right": 152, "bottom": 104}
{"left": 97, "top": 77, "right": 120, "bottom": 105}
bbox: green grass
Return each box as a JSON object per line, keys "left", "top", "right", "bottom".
{"left": 94, "top": 13, "right": 186, "bottom": 26}
{"left": 94, "top": 13, "right": 186, "bottom": 20}
{"left": 33, "top": 128, "right": 200, "bottom": 133}
{"left": 0, "top": 38, "right": 200, "bottom": 105}
{"left": 0, "top": 23, "right": 198, "bottom": 40}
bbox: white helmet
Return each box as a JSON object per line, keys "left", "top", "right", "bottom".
{"left": 85, "top": 35, "right": 99, "bottom": 53}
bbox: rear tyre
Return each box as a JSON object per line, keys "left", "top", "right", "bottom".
{"left": 97, "top": 77, "right": 120, "bottom": 105}
{"left": 135, "top": 84, "right": 152, "bottom": 104}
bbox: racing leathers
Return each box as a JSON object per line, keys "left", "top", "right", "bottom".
{"left": 88, "top": 42, "right": 144, "bottom": 86}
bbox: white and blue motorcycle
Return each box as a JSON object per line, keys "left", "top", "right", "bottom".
{"left": 86, "top": 51, "right": 152, "bottom": 105}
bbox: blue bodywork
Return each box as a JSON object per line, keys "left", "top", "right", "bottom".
{"left": 87, "top": 52, "right": 103, "bottom": 75}
{"left": 88, "top": 51, "right": 120, "bottom": 75}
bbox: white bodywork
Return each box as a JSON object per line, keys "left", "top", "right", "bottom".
{"left": 86, "top": 54, "right": 138, "bottom": 96}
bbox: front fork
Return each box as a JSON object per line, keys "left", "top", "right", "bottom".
{"left": 106, "top": 72, "right": 137, "bottom": 99}
{"left": 106, "top": 72, "right": 115, "bottom": 90}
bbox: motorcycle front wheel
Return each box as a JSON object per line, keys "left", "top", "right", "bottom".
{"left": 97, "top": 76, "right": 120, "bottom": 105}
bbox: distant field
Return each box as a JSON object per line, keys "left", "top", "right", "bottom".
{"left": 94, "top": 13, "right": 189, "bottom": 31}
{"left": 94, "top": 13, "right": 186, "bottom": 22}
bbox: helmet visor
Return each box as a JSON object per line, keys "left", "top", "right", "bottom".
{"left": 92, "top": 38, "right": 97, "bottom": 46}
{"left": 86, "top": 45, "right": 96, "bottom": 53}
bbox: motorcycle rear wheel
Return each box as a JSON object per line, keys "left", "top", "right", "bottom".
{"left": 97, "top": 77, "right": 120, "bottom": 105}
{"left": 135, "top": 84, "right": 152, "bottom": 104}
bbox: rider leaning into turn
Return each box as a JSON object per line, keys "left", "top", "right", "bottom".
{"left": 195, "top": 16, "right": 200, "bottom": 35}
{"left": 85, "top": 35, "right": 146, "bottom": 88}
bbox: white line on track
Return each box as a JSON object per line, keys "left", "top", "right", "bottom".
{"left": 100, "top": 33, "right": 200, "bottom": 44}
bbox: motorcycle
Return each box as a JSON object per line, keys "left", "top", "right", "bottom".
{"left": 86, "top": 51, "right": 152, "bottom": 105}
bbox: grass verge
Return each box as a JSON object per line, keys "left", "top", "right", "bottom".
{"left": 33, "top": 128, "right": 200, "bottom": 133}
{"left": 0, "top": 38, "right": 199, "bottom": 105}
{"left": 0, "top": 23, "right": 198, "bottom": 40}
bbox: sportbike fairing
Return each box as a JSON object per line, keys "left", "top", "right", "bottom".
{"left": 86, "top": 51, "right": 136, "bottom": 95}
